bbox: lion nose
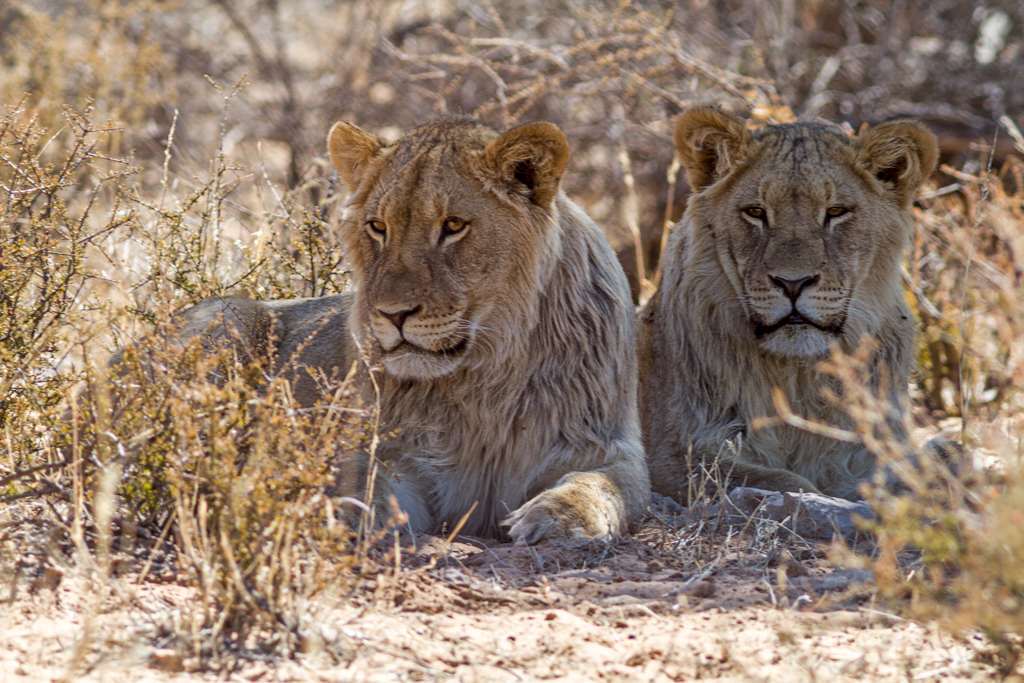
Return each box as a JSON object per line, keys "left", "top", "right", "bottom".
{"left": 770, "top": 275, "right": 819, "bottom": 303}
{"left": 378, "top": 305, "right": 421, "bottom": 333}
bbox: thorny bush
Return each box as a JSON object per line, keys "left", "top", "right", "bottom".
{"left": 0, "top": 99, "right": 380, "bottom": 664}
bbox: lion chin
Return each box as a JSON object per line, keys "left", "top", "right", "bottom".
{"left": 757, "top": 324, "right": 834, "bottom": 359}
{"left": 379, "top": 340, "right": 471, "bottom": 380}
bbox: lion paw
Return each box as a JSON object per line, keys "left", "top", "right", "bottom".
{"left": 504, "top": 479, "right": 622, "bottom": 546}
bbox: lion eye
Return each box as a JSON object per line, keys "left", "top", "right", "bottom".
{"left": 442, "top": 216, "right": 468, "bottom": 236}
{"left": 826, "top": 206, "right": 849, "bottom": 218}
{"left": 743, "top": 206, "right": 766, "bottom": 219}
{"left": 366, "top": 220, "right": 386, "bottom": 237}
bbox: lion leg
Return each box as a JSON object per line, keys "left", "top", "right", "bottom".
{"left": 504, "top": 450, "right": 650, "bottom": 546}
{"left": 328, "top": 453, "right": 435, "bottom": 534}
{"left": 651, "top": 448, "right": 821, "bottom": 505}
{"left": 392, "top": 472, "right": 434, "bottom": 532}
{"left": 719, "top": 460, "right": 820, "bottom": 496}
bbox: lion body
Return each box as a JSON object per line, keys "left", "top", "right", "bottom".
{"left": 175, "top": 118, "right": 649, "bottom": 543}
{"left": 640, "top": 108, "right": 937, "bottom": 501}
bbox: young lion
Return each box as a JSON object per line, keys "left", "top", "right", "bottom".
{"left": 166, "top": 118, "right": 649, "bottom": 544}
{"left": 639, "top": 107, "right": 938, "bottom": 502}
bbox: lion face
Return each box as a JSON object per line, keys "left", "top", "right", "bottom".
{"left": 327, "top": 118, "right": 569, "bottom": 380}
{"left": 674, "top": 109, "right": 937, "bottom": 359}
{"left": 711, "top": 135, "right": 883, "bottom": 358}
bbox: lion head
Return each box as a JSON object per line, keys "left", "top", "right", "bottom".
{"left": 328, "top": 117, "right": 569, "bottom": 380}
{"left": 639, "top": 107, "right": 938, "bottom": 501}
{"left": 674, "top": 107, "right": 937, "bottom": 360}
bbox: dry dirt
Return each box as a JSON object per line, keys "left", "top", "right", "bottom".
{"left": 0, "top": 523, "right": 1001, "bottom": 683}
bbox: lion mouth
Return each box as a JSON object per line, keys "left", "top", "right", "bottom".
{"left": 389, "top": 336, "right": 470, "bottom": 358}
{"left": 377, "top": 335, "right": 473, "bottom": 381}
{"left": 754, "top": 310, "right": 844, "bottom": 338}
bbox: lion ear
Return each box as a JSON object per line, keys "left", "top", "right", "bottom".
{"left": 327, "top": 122, "right": 389, "bottom": 190}
{"left": 855, "top": 121, "right": 938, "bottom": 208}
{"left": 484, "top": 122, "right": 570, "bottom": 209}
{"left": 674, "top": 107, "right": 752, "bottom": 192}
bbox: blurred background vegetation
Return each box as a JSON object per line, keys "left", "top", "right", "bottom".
{"left": 0, "top": 0, "right": 1022, "bottom": 670}
{"left": 3, "top": 0, "right": 1022, "bottom": 290}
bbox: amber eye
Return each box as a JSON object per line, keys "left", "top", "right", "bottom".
{"left": 442, "top": 216, "right": 468, "bottom": 236}
{"left": 826, "top": 206, "right": 849, "bottom": 218}
{"left": 366, "top": 220, "right": 386, "bottom": 236}
{"left": 743, "top": 206, "right": 766, "bottom": 219}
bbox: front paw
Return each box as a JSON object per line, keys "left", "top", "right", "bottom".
{"left": 504, "top": 475, "right": 624, "bottom": 546}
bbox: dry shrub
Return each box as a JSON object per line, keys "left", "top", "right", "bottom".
{"left": 86, "top": 90, "right": 375, "bottom": 662}
{"left": 0, "top": 93, "right": 376, "bottom": 667}
{"left": 908, "top": 153, "right": 1024, "bottom": 418}
{"left": 71, "top": 332, "right": 373, "bottom": 661}
{"left": 797, "top": 149, "right": 1024, "bottom": 673}
{"left": 842, "top": 347, "right": 1024, "bottom": 674}
{"left": 0, "top": 0, "right": 174, "bottom": 152}
{"left": 116, "top": 79, "right": 348, "bottom": 316}
{"left": 0, "top": 101, "right": 132, "bottom": 490}
{"left": 0, "top": 102, "right": 136, "bottom": 631}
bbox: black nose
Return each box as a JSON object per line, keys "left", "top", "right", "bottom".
{"left": 770, "top": 275, "right": 819, "bottom": 303}
{"left": 379, "top": 305, "right": 421, "bottom": 333}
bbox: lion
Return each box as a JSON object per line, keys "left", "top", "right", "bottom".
{"left": 638, "top": 107, "right": 938, "bottom": 502}
{"left": 163, "top": 117, "right": 650, "bottom": 544}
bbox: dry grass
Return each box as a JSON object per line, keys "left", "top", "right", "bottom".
{"left": 0, "top": 97, "right": 374, "bottom": 669}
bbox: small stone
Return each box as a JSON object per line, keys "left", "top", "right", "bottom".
{"left": 682, "top": 579, "right": 715, "bottom": 598}
{"left": 149, "top": 648, "right": 184, "bottom": 672}
{"left": 785, "top": 557, "right": 810, "bottom": 578}
{"left": 720, "top": 488, "right": 875, "bottom": 541}
{"left": 30, "top": 567, "right": 63, "bottom": 592}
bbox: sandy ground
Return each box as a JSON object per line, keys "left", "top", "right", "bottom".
{"left": 0, "top": 524, "right": 1001, "bottom": 683}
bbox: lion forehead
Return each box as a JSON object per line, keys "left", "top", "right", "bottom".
{"left": 747, "top": 125, "right": 865, "bottom": 195}
{"left": 752, "top": 122, "right": 852, "bottom": 162}
{"left": 361, "top": 140, "right": 502, "bottom": 224}
{"left": 379, "top": 118, "right": 495, "bottom": 175}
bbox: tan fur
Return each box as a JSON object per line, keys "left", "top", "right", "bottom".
{"left": 640, "top": 107, "right": 937, "bottom": 502}
{"left": 172, "top": 118, "right": 649, "bottom": 544}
